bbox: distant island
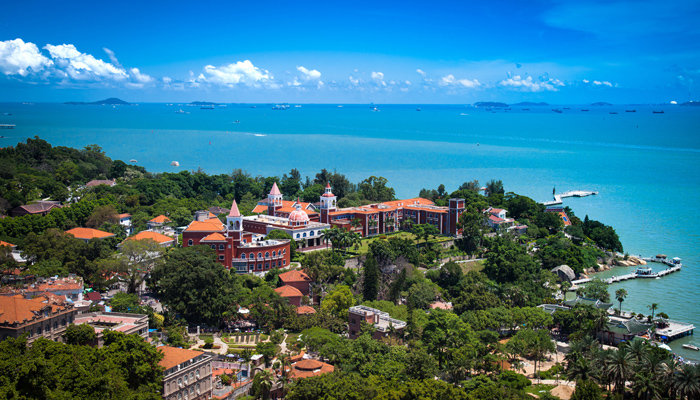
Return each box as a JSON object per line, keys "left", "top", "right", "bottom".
{"left": 64, "top": 98, "right": 130, "bottom": 106}
{"left": 591, "top": 102, "right": 613, "bottom": 106}
{"left": 188, "top": 101, "right": 219, "bottom": 106}
{"left": 680, "top": 101, "right": 700, "bottom": 107}
{"left": 474, "top": 101, "right": 508, "bottom": 108}
{"left": 512, "top": 102, "right": 548, "bottom": 106}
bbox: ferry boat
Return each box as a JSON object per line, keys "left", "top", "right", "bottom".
{"left": 581, "top": 109, "right": 589, "bottom": 112}
{"left": 653, "top": 110, "right": 665, "bottom": 114}
{"left": 552, "top": 109, "right": 562, "bottom": 113}
{"left": 272, "top": 104, "right": 289, "bottom": 110}
{"left": 233, "top": 120, "right": 240, "bottom": 123}
{"left": 416, "top": 108, "right": 421, "bottom": 111}
{"left": 626, "top": 110, "right": 636, "bottom": 112}
{"left": 635, "top": 266, "right": 658, "bottom": 278}
{"left": 683, "top": 344, "right": 700, "bottom": 351}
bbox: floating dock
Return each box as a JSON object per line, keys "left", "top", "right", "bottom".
{"left": 0, "top": 124, "right": 15, "bottom": 129}
{"left": 571, "top": 260, "right": 682, "bottom": 286}
{"left": 542, "top": 190, "right": 598, "bottom": 206}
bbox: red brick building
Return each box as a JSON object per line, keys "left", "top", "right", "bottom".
{"left": 348, "top": 305, "right": 406, "bottom": 340}
{"left": 274, "top": 285, "right": 303, "bottom": 307}
{"left": 278, "top": 270, "right": 312, "bottom": 296}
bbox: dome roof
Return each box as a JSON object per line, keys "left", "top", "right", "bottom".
{"left": 289, "top": 209, "right": 310, "bottom": 223}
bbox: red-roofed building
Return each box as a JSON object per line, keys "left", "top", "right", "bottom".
{"left": 545, "top": 207, "right": 572, "bottom": 226}
{"left": 270, "top": 356, "right": 334, "bottom": 398}
{"left": 0, "top": 294, "right": 76, "bottom": 344}
{"left": 65, "top": 227, "right": 116, "bottom": 242}
{"left": 73, "top": 311, "right": 149, "bottom": 347}
{"left": 11, "top": 201, "right": 62, "bottom": 217}
{"left": 159, "top": 346, "right": 213, "bottom": 400}
{"left": 124, "top": 230, "right": 175, "bottom": 247}
{"left": 296, "top": 305, "right": 316, "bottom": 315}
{"left": 147, "top": 215, "right": 172, "bottom": 231}
{"left": 279, "top": 270, "right": 312, "bottom": 296}
{"left": 274, "top": 285, "right": 303, "bottom": 307}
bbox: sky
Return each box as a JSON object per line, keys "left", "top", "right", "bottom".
{"left": 1, "top": 0, "right": 699, "bottom": 104}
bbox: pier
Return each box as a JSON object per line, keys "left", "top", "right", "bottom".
{"left": 542, "top": 190, "right": 598, "bottom": 206}
{"left": 0, "top": 124, "right": 15, "bottom": 129}
{"left": 571, "top": 264, "right": 682, "bottom": 286}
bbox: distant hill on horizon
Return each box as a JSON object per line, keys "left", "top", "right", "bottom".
{"left": 64, "top": 98, "right": 130, "bottom": 105}
{"left": 512, "top": 102, "right": 548, "bottom": 106}
{"left": 591, "top": 102, "right": 613, "bottom": 106}
{"left": 680, "top": 101, "right": 700, "bottom": 106}
{"left": 474, "top": 101, "right": 508, "bottom": 108}
{"left": 188, "top": 101, "right": 219, "bottom": 106}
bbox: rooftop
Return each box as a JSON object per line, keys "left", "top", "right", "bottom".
{"left": 275, "top": 285, "right": 303, "bottom": 298}
{"left": 0, "top": 294, "right": 67, "bottom": 324}
{"left": 149, "top": 215, "right": 171, "bottom": 224}
{"left": 65, "top": 227, "right": 115, "bottom": 240}
{"left": 279, "top": 270, "right": 311, "bottom": 283}
{"left": 74, "top": 312, "right": 148, "bottom": 334}
{"left": 124, "top": 230, "right": 174, "bottom": 244}
{"left": 159, "top": 345, "right": 206, "bottom": 370}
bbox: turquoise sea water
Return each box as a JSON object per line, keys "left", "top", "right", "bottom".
{"left": 1, "top": 102, "right": 699, "bottom": 358}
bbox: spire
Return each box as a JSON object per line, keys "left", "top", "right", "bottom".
{"left": 228, "top": 199, "right": 241, "bottom": 217}
{"left": 270, "top": 182, "right": 281, "bottom": 196}
{"left": 326, "top": 182, "right": 331, "bottom": 189}
{"left": 295, "top": 197, "right": 302, "bottom": 211}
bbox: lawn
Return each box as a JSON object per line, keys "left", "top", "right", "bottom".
{"left": 285, "top": 333, "right": 300, "bottom": 345}
{"left": 459, "top": 260, "right": 485, "bottom": 274}
{"left": 524, "top": 384, "right": 557, "bottom": 397}
{"left": 352, "top": 232, "right": 452, "bottom": 255}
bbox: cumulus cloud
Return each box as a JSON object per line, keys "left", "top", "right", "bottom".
{"left": 416, "top": 69, "right": 426, "bottom": 77}
{"left": 200, "top": 60, "right": 276, "bottom": 88}
{"left": 291, "top": 65, "right": 323, "bottom": 89}
{"left": 371, "top": 71, "right": 384, "bottom": 81}
{"left": 0, "top": 38, "right": 53, "bottom": 76}
{"left": 44, "top": 44, "right": 129, "bottom": 82}
{"left": 102, "top": 47, "right": 121, "bottom": 68}
{"left": 497, "top": 74, "right": 563, "bottom": 92}
{"left": 440, "top": 74, "right": 480, "bottom": 88}
{"left": 296, "top": 66, "right": 321, "bottom": 81}
{"left": 593, "top": 80, "right": 613, "bottom": 87}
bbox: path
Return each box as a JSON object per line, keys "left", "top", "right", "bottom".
{"left": 192, "top": 334, "right": 229, "bottom": 355}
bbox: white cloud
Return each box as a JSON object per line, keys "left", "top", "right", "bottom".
{"left": 593, "top": 80, "right": 613, "bottom": 87}
{"left": 296, "top": 66, "right": 321, "bottom": 81}
{"left": 44, "top": 44, "right": 128, "bottom": 82}
{"left": 583, "top": 79, "right": 590, "bottom": 83}
{"left": 162, "top": 76, "right": 172, "bottom": 84}
{"left": 440, "top": 74, "right": 480, "bottom": 88}
{"left": 371, "top": 71, "right": 384, "bottom": 81}
{"left": 102, "top": 47, "right": 121, "bottom": 68}
{"left": 416, "top": 69, "right": 426, "bottom": 77}
{"left": 497, "top": 75, "right": 563, "bottom": 92}
{"left": 200, "top": 60, "right": 275, "bottom": 88}
{"left": 0, "top": 39, "right": 53, "bottom": 76}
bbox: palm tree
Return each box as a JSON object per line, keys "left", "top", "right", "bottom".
{"left": 368, "top": 219, "right": 378, "bottom": 235}
{"left": 628, "top": 338, "right": 651, "bottom": 366}
{"left": 672, "top": 364, "right": 700, "bottom": 400}
{"left": 606, "top": 345, "right": 634, "bottom": 394}
{"left": 615, "top": 288, "right": 628, "bottom": 316}
{"left": 566, "top": 357, "right": 593, "bottom": 382}
{"left": 632, "top": 370, "right": 661, "bottom": 400}
{"left": 648, "top": 303, "right": 659, "bottom": 320}
{"left": 254, "top": 369, "right": 274, "bottom": 400}
{"left": 350, "top": 218, "right": 362, "bottom": 232}
{"left": 593, "top": 309, "right": 609, "bottom": 343}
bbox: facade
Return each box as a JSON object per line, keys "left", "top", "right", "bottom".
{"left": 11, "top": 201, "right": 62, "bottom": 217}
{"left": 73, "top": 311, "right": 149, "bottom": 347}
{"left": 348, "top": 305, "right": 406, "bottom": 340}
{"left": 486, "top": 207, "right": 515, "bottom": 230}
{"left": 0, "top": 276, "right": 84, "bottom": 303}
{"left": 183, "top": 200, "right": 292, "bottom": 274}
{"left": 160, "top": 346, "right": 213, "bottom": 400}
{"left": 65, "top": 227, "right": 116, "bottom": 242}
{"left": 274, "top": 285, "right": 303, "bottom": 307}
{"left": 0, "top": 294, "right": 77, "bottom": 344}
{"left": 119, "top": 213, "right": 133, "bottom": 235}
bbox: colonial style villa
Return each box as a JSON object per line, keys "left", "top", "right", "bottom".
{"left": 0, "top": 293, "right": 77, "bottom": 344}
{"left": 65, "top": 227, "right": 116, "bottom": 242}
{"left": 159, "top": 346, "right": 213, "bottom": 400}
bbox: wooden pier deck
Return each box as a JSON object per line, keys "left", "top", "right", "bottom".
{"left": 542, "top": 190, "right": 598, "bottom": 206}
{"left": 571, "top": 265, "right": 682, "bottom": 285}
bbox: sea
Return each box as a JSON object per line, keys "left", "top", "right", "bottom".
{"left": 1, "top": 102, "right": 699, "bottom": 359}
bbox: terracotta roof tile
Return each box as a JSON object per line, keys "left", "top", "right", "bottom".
{"left": 85, "top": 179, "right": 115, "bottom": 187}
{"left": 0, "top": 241, "right": 16, "bottom": 248}
{"left": 0, "top": 294, "right": 65, "bottom": 324}
{"left": 125, "top": 231, "right": 174, "bottom": 244}
{"left": 118, "top": 213, "right": 131, "bottom": 218}
{"left": 288, "top": 359, "right": 334, "bottom": 379}
{"left": 279, "top": 270, "right": 311, "bottom": 283}
{"left": 200, "top": 232, "right": 227, "bottom": 242}
{"left": 184, "top": 218, "right": 225, "bottom": 232}
{"left": 65, "top": 227, "right": 116, "bottom": 240}
{"left": 158, "top": 346, "right": 203, "bottom": 370}
{"left": 149, "top": 215, "right": 171, "bottom": 224}
{"left": 274, "top": 285, "right": 303, "bottom": 298}
{"left": 14, "top": 202, "right": 61, "bottom": 214}
{"left": 252, "top": 205, "right": 268, "bottom": 214}
{"left": 296, "top": 306, "right": 316, "bottom": 315}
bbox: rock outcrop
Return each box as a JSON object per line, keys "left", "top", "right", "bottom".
{"left": 552, "top": 265, "right": 576, "bottom": 282}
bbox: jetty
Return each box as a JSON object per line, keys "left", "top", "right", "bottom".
{"left": 571, "top": 256, "right": 682, "bottom": 285}
{"left": 542, "top": 190, "right": 598, "bottom": 206}
{"left": 0, "top": 124, "right": 15, "bottom": 129}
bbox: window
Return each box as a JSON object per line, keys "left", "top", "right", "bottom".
{"left": 219, "top": 244, "right": 225, "bottom": 250}
{"left": 219, "top": 255, "right": 225, "bottom": 260}
{"left": 196, "top": 370, "right": 200, "bottom": 379}
{"left": 196, "top": 383, "right": 201, "bottom": 394}
{"left": 283, "top": 249, "right": 286, "bottom": 254}
{"left": 211, "top": 244, "right": 216, "bottom": 250}
{"left": 178, "top": 378, "right": 182, "bottom": 386}
{"left": 257, "top": 263, "right": 262, "bottom": 270}
{"left": 265, "top": 251, "right": 269, "bottom": 258}
{"left": 296, "top": 233, "right": 300, "bottom": 238}
{"left": 265, "top": 263, "right": 269, "bottom": 269}
{"left": 178, "top": 393, "right": 182, "bottom": 400}
{"left": 283, "top": 260, "right": 286, "bottom": 266}
{"left": 272, "top": 251, "right": 276, "bottom": 257}
{"left": 250, "top": 253, "right": 254, "bottom": 259}
{"left": 241, "top": 253, "right": 246, "bottom": 259}
{"left": 53, "top": 322, "right": 58, "bottom": 330}
{"left": 184, "top": 375, "right": 188, "bottom": 384}
{"left": 190, "top": 387, "right": 194, "bottom": 395}
{"left": 46, "top": 324, "right": 50, "bottom": 332}
{"left": 351, "top": 318, "right": 356, "bottom": 324}
{"left": 37, "top": 326, "right": 42, "bottom": 335}
{"left": 190, "top": 372, "right": 194, "bottom": 381}
{"left": 257, "top": 252, "right": 262, "bottom": 258}
{"left": 188, "top": 239, "right": 193, "bottom": 246}
{"left": 277, "top": 260, "right": 281, "bottom": 267}
{"left": 310, "top": 231, "right": 314, "bottom": 236}
{"left": 303, "top": 233, "right": 306, "bottom": 238}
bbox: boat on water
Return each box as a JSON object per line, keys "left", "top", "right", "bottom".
{"left": 626, "top": 110, "right": 636, "bottom": 112}
{"left": 2, "top": 113, "right": 11, "bottom": 116}
{"left": 272, "top": 104, "right": 289, "bottom": 110}
{"left": 174, "top": 109, "right": 189, "bottom": 114}
{"left": 416, "top": 108, "right": 421, "bottom": 111}
{"left": 522, "top": 108, "right": 529, "bottom": 111}
{"left": 552, "top": 109, "right": 562, "bottom": 113}
{"left": 653, "top": 111, "right": 665, "bottom": 114}
{"left": 635, "top": 266, "right": 658, "bottom": 278}
{"left": 609, "top": 112, "right": 618, "bottom": 114}
{"left": 250, "top": 105, "right": 256, "bottom": 108}
{"left": 563, "top": 107, "right": 570, "bottom": 110}
{"left": 295, "top": 105, "right": 301, "bottom": 108}
{"left": 233, "top": 120, "right": 240, "bottom": 123}
{"left": 171, "top": 161, "right": 180, "bottom": 167}
{"left": 683, "top": 344, "right": 700, "bottom": 351}
{"left": 372, "top": 107, "right": 380, "bottom": 112}
{"left": 338, "top": 105, "right": 344, "bottom": 108}
{"left": 581, "top": 109, "right": 589, "bottom": 112}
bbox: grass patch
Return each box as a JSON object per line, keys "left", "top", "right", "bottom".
{"left": 198, "top": 334, "right": 214, "bottom": 340}
{"left": 460, "top": 260, "right": 484, "bottom": 274}
{"left": 524, "top": 384, "right": 556, "bottom": 396}
{"left": 285, "top": 333, "right": 300, "bottom": 345}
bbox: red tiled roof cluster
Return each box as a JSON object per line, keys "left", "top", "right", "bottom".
{"left": 279, "top": 270, "right": 311, "bottom": 283}
{"left": 274, "top": 285, "right": 303, "bottom": 298}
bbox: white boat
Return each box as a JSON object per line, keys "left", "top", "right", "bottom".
{"left": 295, "top": 105, "right": 301, "bottom": 108}
{"left": 372, "top": 107, "right": 380, "bottom": 112}
{"left": 683, "top": 344, "right": 699, "bottom": 351}
{"left": 635, "top": 266, "right": 658, "bottom": 278}
{"left": 171, "top": 161, "right": 180, "bottom": 167}
{"left": 338, "top": 105, "right": 343, "bottom": 108}
{"left": 175, "top": 109, "right": 188, "bottom": 114}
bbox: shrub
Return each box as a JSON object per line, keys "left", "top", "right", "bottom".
{"left": 203, "top": 337, "right": 214, "bottom": 349}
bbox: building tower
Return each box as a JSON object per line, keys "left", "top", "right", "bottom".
{"left": 267, "top": 182, "right": 283, "bottom": 216}
{"left": 319, "top": 182, "right": 337, "bottom": 224}
{"left": 448, "top": 198, "right": 465, "bottom": 236}
{"left": 227, "top": 199, "right": 243, "bottom": 247}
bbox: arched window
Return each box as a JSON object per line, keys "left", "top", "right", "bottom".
{"left": 283, "top": 249, "right": 286, "bottom": 254}
{"left": 250, "top": 253, "right": 254, "bottom": 259}
{"left": 265, "top": 252, "right": 269, "bottom": 258}
{"left": 188, "top": 239, "right": 193, "bottom": 246}
{"left": 196, "top": 370, "right": 200, "bottom": 379}
{"left": 190, "top": 372, "right": 194, "bottom": 381}
{"left": 272, "top": 251, "right": 276, "bottom": 257}
{"left": 257, "top": 252, "right": 262, "bottom": 258}
{"left": 296, "top": 233, "right": 300, "bottom": 238}
{"left": 211, "top": 244, "right": 216, "bottom": 250}
{"left": 303, "top": 233, "right": 306, "bottom": 238}
{"left": 61, "top": 319, "right": 65, "bottom": 326}
{"left": 219, "top": 244, "right": 224, "bottom": 250}
{"left": 53, "top": 322, "right": 57, "bottom": 330}
{"left": 241, "top": 253, "right": 246, "bottom": 259}
{"left": 310, "top": 231, "right": 314, "bottom": 236}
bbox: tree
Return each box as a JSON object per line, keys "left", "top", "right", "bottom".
{"left": 485, "top": 179, "right": 504, "bottom": 197}
{"left": 571, "top": 379, "right": 603, "bottom": 400}
{"left": 362, "top": 252, "right": 380, "bottom": 302}
{"left": 615, "top": 288, "right": 628, "bottom": 315}
{"left": 606, "top": 345, "right": 634, "bottom": 394}
{"left": 255, "top": 342, "right": 278, "bottom": 368}
{"left": 483, "top": 236, "right": 539, "bottom": 284}
{"left": 579, "top": 279, "right": 611, "bottom": 303}
{"left": 148, "top": 246, "right": 235, "bottom": 326}
{"left": 115, "top": 238, "right": 164, "bottom": 294}
{"left": 647, "top": 303, "right": 659, "bottom": 320}
{"left": 64, "top": 324, "right": 97, "bottom": 345}
{"left": 458, "top": 206, "right": 484, "bottom": 254}
{"left": 86, "top": 204, "right": 119, "bottom": 229}
{"left": 321, "top": 285, "right": 355, "bottom": 319}
{"left": 252, "top": 369, "right": 274, "bottom": 400}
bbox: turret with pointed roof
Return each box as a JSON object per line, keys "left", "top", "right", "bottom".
{"left": 227, "top": 199, "right": 243, "bottom": 246}
{"left": 320, "top": 182, "right": 337, "bottom": 224}
{"left": 268, "top": 182, "right": 283, "bottom": 216}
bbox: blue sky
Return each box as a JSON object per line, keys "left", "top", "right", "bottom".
{"left": 1, "top": 0, "right": 699, "bottom": 103}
